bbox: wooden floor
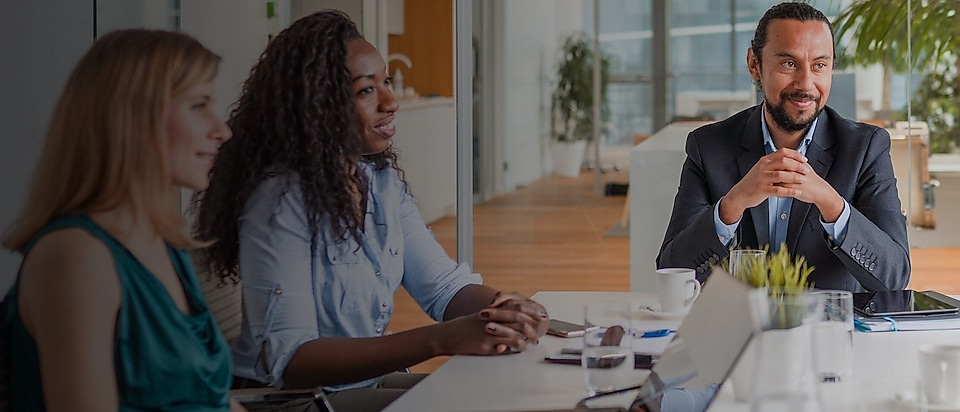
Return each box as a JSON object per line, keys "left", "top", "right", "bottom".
{"left": 387, "top": 169, "right": 960, "bottom": 373}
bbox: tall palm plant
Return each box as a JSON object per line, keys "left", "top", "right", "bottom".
{"left": 833, "top": 0, "right": 960, "bottom": 152}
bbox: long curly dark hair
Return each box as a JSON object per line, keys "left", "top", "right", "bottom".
{"left": 193, "top": 10, "right": 403, "bottom": 282}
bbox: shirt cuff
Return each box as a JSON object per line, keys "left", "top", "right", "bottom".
{"left": 713, "top": 198, "right": 740, "bottom": 247}
{"left": 820, "top": 199, "right": 850, "bottom": 246}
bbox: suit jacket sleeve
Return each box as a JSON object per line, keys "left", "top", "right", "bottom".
{"left": 823, "top": 127, "right": 910, "bottom": 291}
{"left": 657, "top": 130, "right": 734, "bottom": 283}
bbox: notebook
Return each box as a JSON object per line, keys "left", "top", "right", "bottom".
{"left": 855, "top": 291, "right": 960, "bottom": 332}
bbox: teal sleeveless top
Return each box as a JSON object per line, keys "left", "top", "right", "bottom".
{"left": 2, "top": 215, "right": 232, "bottom": 411}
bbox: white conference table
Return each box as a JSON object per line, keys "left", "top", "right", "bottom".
{"left": 383, "top": 291, "right": 960, "bottom": 412}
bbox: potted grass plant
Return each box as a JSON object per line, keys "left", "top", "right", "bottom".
{"left": 722, "top": 245, "right": 818, "bottom": 403}
{"left": 728, "top": 245, "right": 815, "bottom": 328}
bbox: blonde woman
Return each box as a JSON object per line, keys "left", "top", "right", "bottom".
{"left": 1, "top": 30, "right": 241, "bottom": 411}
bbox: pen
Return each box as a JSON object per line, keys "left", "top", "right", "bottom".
{"left": 639, "top": 329, "right": 675, "bottom": 338}
{"left": 597, "top": 329, "right": 675, "bottom": 338}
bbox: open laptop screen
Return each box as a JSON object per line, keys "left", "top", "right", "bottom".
{"left": 629, "top": 269, "right": 765, "bottom": 412}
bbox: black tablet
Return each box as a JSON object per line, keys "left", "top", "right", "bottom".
{"left": 852, "top": 290, "right": 959, "bottom": 317}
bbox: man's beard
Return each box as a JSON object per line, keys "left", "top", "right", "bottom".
{"left": 764, "top": 91, "right": 822, "bottom": 133}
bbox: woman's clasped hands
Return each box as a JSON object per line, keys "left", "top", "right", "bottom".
{"left": 441, "top": 291, "right": 550, "bottom": 356}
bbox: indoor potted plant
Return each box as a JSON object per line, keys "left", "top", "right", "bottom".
{"left": 722, "top": 245, "right": 818, "bottom": 403}
{"left": 550, "top": 32, "right": 610, "bottom": 177}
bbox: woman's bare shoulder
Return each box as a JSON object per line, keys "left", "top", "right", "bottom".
{"left": 18, "top": 228, "right": 121, "bottom": 323}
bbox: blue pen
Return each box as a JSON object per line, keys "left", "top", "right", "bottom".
{"left": 639, "top": 329, "right": 675, "bottom": 338}
{"left": 597, "top": 328, "right": 675, "bottom": 338}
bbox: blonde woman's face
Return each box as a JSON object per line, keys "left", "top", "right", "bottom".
{"left": 166, "top": 81, "right": 232, "bottom": 190}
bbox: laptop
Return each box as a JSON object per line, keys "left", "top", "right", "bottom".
{"left": 576, "top": 268, "right": 766, "bottom": 412}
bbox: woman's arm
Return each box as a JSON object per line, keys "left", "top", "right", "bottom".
{"left": 282, "top": 308, "right": 530, "bottom": 389}
{"left": 18, "top": 229, "right": 121, "bottom": 412}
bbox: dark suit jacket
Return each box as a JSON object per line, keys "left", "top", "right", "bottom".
{"left": 657, "top": 105, "right": 910, "bottom": 292}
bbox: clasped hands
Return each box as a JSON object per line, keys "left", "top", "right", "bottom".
{"left": 720, "top": 148, "right": 844, "bottom": 224}
{"left": 446, "top": 291, "right": 549, "bottom": 356}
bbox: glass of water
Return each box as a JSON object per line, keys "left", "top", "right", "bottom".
{"left": 811, "top": 290, "right": 854, "bottom": 383}
{"left": 582, "top": 301, "right": 634, "bottom": 396}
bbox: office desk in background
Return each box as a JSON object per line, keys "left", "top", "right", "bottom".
{"left": 629, "top": 122, "right": 710, "bottom": 293}
{"left": 383, "top": 291, "right": 960, "bottom": 412}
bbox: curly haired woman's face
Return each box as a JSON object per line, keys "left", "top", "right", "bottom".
{"left": 166, "top": 81, "right": 232, "bottom": 190}
{"left": 346, "top": 39, "right": 399, "bottom": 155}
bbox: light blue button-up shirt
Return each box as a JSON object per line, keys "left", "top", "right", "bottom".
{"left": 232, "top": 164, "right": 481, "bottom": 390}
{"left": 714, "top": 107, "right": 850, "bottom": 250}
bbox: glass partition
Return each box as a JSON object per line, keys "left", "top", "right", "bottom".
{"left": 88, "top": 0, "right": 960, "bottom": 378}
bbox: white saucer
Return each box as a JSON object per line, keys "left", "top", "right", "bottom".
{"left": 896, "top": 392, "right": 960, "bottom": 411}
{"left": 638, "top": 305, "right": 689, "bottom": 320}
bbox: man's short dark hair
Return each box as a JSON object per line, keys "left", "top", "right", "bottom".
{"left": 751, "top": 2, "right": 835, "bottom": 66}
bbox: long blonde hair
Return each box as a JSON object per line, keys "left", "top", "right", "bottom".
{"left": 2, "top": 29, "right": 221, "bottom": 251}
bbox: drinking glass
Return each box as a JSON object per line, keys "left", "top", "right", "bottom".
{"left": 582, "top": 301, "right": 634, "bottom": 396}
{"left": 729, "top": 249, "right": 766, "bottom": 284}
{"left": 812, "top": 290, "right": 854, "bottom": 383}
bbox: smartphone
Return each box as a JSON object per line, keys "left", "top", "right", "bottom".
{"left": 547, "top": 319, "right": 598, "bottom": 338}
{"left": 853, "top": 290, "right": 959, "bottom": 317}
{"left": 543, "top": 352, "right": 655, "bottom": 369}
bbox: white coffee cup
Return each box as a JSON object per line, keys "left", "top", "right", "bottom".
{"left": 656, "top": 268, "right": 701, "bottom": 313}
{"left": 919, "top": 344, "right": 960, "bottom": 407}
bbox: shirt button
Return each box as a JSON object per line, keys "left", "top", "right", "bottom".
{"left": 376, "top": 327, "right": 383, "bottom": 334}
{"left": 720, "top": 236, "right": 726, "bottom": 243}
{"left": 375, "top": 270, "right": 382, "bottom": 276}
{"left": 780, "top": 213, "right": 787, "bottom": 221}
{"left": 382, "top": 302, "right": 388, "bottom": 308}
{"left": 274, "top": 288, "right": 282, "bottom": 295}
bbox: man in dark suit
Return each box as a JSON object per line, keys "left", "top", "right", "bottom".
{"left": 657, "top": 2, "right": 909, "bottom": 292}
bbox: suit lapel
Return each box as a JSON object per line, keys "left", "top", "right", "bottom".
{"left": 787, "top": 111, "right": 835, "bottom": 252}
{"left": 738, "top": 108, "right": 769, "bottom": 247}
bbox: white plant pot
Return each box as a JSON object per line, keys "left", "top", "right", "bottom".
{"left": 730, "top": 326, "right": 809, "bottom": 403}
{"left": 552, "top": 140, "right": 587, "bottom": 178}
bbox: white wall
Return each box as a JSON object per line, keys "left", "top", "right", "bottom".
{"left": 0, "top": 2, "right": 94, "bottom": 295}
{"left": 496, "top": 0, "right": 583, "bottom": 191}
{"left": 95, "top": 0, "right": 175, "bottom": 35}
{"left": 180, "top": 2, "right": 271, "bottom": 120}
{"left": 393, "top": 100, "right": 458, "bottom": 224}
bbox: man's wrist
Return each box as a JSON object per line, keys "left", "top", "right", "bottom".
{"left": 718, "top": 196, "right": 743, "bottom": 225}
{"left": 818, "top": 193, "right": 844, "bottom": 223}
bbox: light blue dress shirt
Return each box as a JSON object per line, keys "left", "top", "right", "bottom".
{"left": 714, "top": 107, "right": 850, "bottom": 251}
{"left": 232, "top": 163, "right": 482, "bottom": 390}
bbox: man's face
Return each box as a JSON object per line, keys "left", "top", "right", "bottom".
{"left": 748, "top": 19, "right": 834, "bottom": 134}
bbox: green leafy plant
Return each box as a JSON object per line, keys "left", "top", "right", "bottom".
{"left": 550, "top": 32, "right": 611, "bottom": 143}
{"left": 721, "top": 244, "right": 815, "bottom": 328}
{"left": 833, "top": 0, "right": 960, "bottom": 153}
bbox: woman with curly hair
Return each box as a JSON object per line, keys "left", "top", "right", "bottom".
{"left": 2, "top": 30, "right": 240, "bottom": 411}
{"left": 193, "top": 9, "right": 549, "bottom": 411}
